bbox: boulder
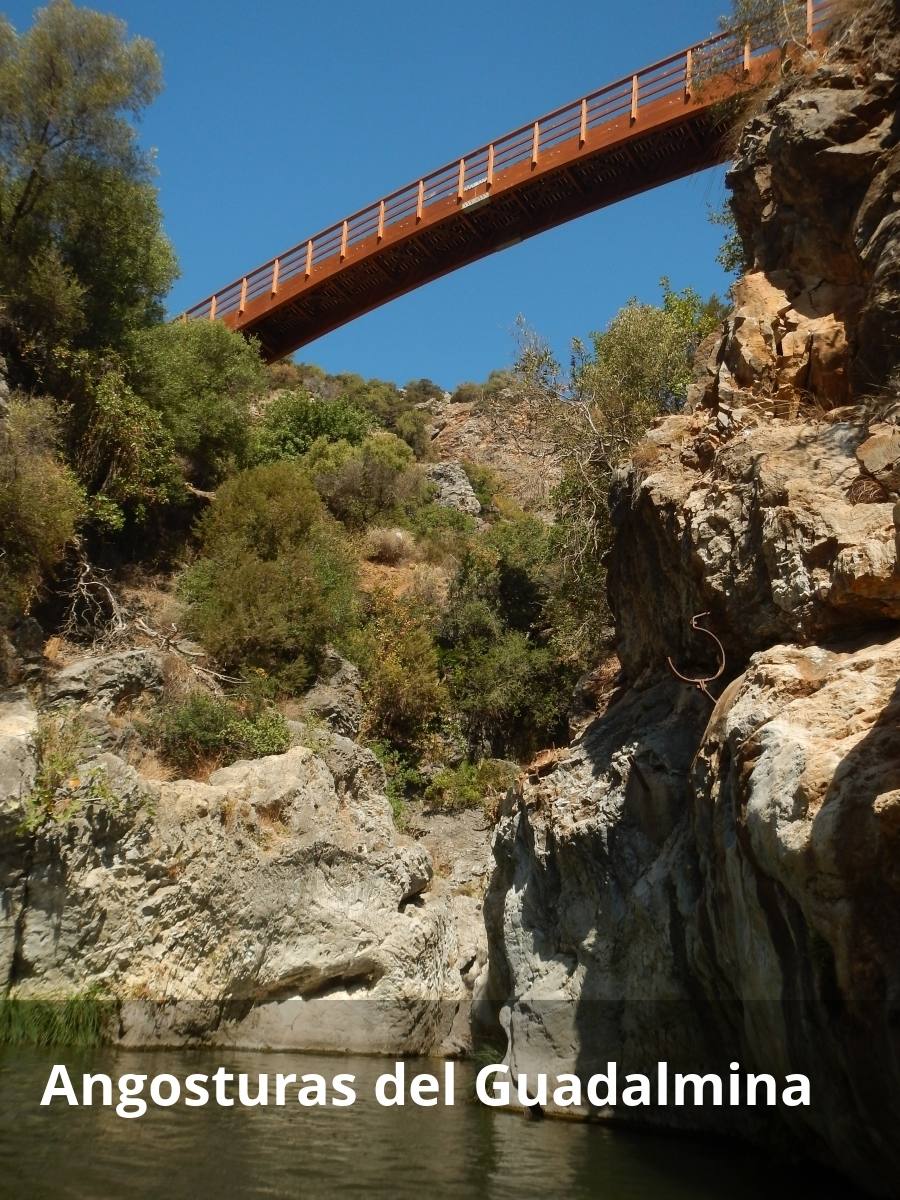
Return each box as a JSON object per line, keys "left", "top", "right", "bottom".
{"left": 423, "top": 461, "right": 481, "bottom": 516}
{"left": 1, "top": 740, "right": 467, "bottom": 1056}
{"left": 43, "top": 649, "right": 163, "bottom": 711}
{"left": 298, "top": 647, "right": 364, "bottom": 738}
{"left": 857, "top": 423, "right": 900, "bottom": 494}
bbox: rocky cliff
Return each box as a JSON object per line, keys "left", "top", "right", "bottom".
{"left": 0, "top": 651, "right": 480, "bottom": 1055}
{"left": 475, "top": 3, "right": 900, "bottom": 1194}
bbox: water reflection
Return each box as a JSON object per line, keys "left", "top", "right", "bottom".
{"left": 0, "top": 1048, "right": 856, "bottom": 1199}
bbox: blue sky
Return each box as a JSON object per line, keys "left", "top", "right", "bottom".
{"left": 7, "top": 0, "right": 736, "bottom": 388}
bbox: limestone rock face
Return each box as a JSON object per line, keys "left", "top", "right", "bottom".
{"left": 726, "top": 0, "right": 900, "bottom": 394}
{"left": 0, "top": 689, "right": 37, "bottom": 823}
{"left": 298, "top": 647, "right": 364, "bottom": 738}
{"left": 43, "top": 649, "right": 163, "bottom": 711}
{"left": 423, "top": 461, "right": 482, "bottom": 517}
{"left": 0, "top": 736, "right": 467, "bottom": 1055}
{"left": 426, "top": 396, "right": 558, "bottom": 511}
{"left": 479, "top": 7, "right": 900, "bottom": 1193}
{"left": 0, "top": 689, "right": 38, "bottom": 986}
{"left": 609, "top": 408, "right": 899, "bottom": 680}
{"left": 478, "top": 636, "right": 900, "bottom": 1193}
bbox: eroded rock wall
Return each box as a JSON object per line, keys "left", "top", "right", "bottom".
{"left": 0, "top": 674, "right": 470, "bottom": 1056}
{"left": 477, "top": 4, "right": 900, "bottom": 1193}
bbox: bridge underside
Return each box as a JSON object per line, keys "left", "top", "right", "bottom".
{"left": 236, "top": 103, "right": 733, "bottom": 361}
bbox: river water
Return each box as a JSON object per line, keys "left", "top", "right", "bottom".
{"left": 0, "top": 1048, "right": 855, "bottom": 1199}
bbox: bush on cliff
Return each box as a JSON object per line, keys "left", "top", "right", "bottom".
{"left": 439, "top": 516, "right": 574, "bottom": 757}
{"left": 303, "top": 431, "right": 425, "bottom": 529}
{"left": 344, "top": 589, "right": 446, "bottom": 751}
{"left": 248, "top": 389, "right": 374, "bottom": 465}
{"left": 182, "top": 462, "right": 357, "bottom": 692}
{"left": 149, "top": 689, "right": 290, "bottom": 773}
{"left": 0, "top": 397, "right": 85, "bottom": 619}
{"left": 127, "top": 320, "right": 267, "bottom": 485}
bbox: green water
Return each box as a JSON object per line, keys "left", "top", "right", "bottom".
{"left": 0, "top": 1048, "right": 854, "bottom": 1199}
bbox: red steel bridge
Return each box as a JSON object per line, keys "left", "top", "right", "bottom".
{"left": 184, "top": 0, "right": 834, "bottom": 362}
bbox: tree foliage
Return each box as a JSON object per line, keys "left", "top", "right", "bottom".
{"left": 127, "top": 320, "right": 267, "bottom": 484}
{"left": 0, "top": 0, "right": 176, "bottom": 379}
{"left": 248, "top": 388, "right": 374, "bottom": 466}
{"left": 182, "top": 462, "right": 357, "bottom": 693}
{"left": 303, "top": 431, "right": 425, "bottom": 528}
{"left": 503, "top": 280, "right": 726, "bottom": 659}
{"left": 439, "top": 516, "right": 574, "bottom": 757}
{"left": 0, "top": 394, "right": 85, "bottom": 618}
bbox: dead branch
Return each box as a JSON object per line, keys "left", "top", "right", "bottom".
{"left": 61, "top": 543, "right": 127, "bottom": 642}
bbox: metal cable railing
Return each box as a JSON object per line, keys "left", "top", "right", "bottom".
{"left": 184, "top": 0, "right": 834, "bottom": 324}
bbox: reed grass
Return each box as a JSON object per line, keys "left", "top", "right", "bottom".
{"left": 0, "top": 988, "right": 117, "bottom": 1047}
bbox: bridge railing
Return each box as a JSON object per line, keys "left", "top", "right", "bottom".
{"left": 184, "top": 0, "right": 834, "bottom": 325}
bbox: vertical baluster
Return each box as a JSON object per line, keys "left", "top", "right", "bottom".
{"left": 457, "top": 158, "right": 465, "bottom": 201}
{"left": 685, "top": 48, "right": 693, "bottom": 100}
{"left": 209, "top": 294, "right": 217, "bottom": 322}
{"left": 271, "top": 257, "right": 281, "bottom": 296}
{"left": 631, "top": 74, "right": 639, "bottom": 122}
{"left": 305, "top": 240, "right": 313, "bottom": 279}
{"left": 416, "top": 179, "right": 425, "bottom": 220}
{"left": 579, "top": 98, "right": 587, "bottom": 146}
{"left": 531, "top": 121, "right": 539, "bottom": 168}
{"left": 238, "top": 276, "right": 248, "bottom": 316}
{"left": 377, "top": 199, "right": 385, "bottom": 240}
{"left": 486, "top": 145, "right": 494, "bottom": 189}
{"left": 340, "top": 221, "right": 348, "bottom": 261}
{"left": 744, "top": 36, "right": 751, "bottom": 74}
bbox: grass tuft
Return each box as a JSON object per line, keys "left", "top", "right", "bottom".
{"left": 0, "top": 987, "right": 117, "bottom": 1047}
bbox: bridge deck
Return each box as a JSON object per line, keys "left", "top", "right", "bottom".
{"left": 184, "top": 0, "right": 833, "bottom": 362}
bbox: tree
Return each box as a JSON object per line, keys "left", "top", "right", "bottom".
{"left": 248, "top": 388, "right": 374, "bottom": 466}
{"left": 439, "top": 516, "right": 574, "bottom": 757}
{"left": 0, "top": 395, "right": 85, "bottom": 620}
{"left": 127, "top": 320, "right": 267, "bottom": 485}
{"left": 0, "top": 0, "right": 176, "bottom": 379}
{"left": 182, "top": 462, "right": 358, "bottom": 693}
{"left": 501, "top": 281, "right": 726, "bottom": 658}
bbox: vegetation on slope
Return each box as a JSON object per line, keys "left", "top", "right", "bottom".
{"left": 1, "top": 0, "right": 732, "bottom": 818}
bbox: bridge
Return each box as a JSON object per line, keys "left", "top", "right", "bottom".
{"left": 184, "top": 0, "right": 833, "bottom": 362}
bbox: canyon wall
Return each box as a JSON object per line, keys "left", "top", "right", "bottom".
{"left": 476, "top": 4, "right": 900, "bottom": 1193}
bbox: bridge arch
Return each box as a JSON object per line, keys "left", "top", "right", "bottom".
{"left": 185, "top": 1, "right": 833, "bottom": 362}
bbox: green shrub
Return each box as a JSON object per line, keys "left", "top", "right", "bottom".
{"left": 344, "top": 590, "right": 446, "bottom": 751}
{"left": 72, "top": 363, "right": 183, "bottom": 528}
{"left": 127, "top": 320, "right": 267, "bottom": 485}
{"left": 19, "top": 710, "right": 127, "bottom": 831}
{"left": 0, "top": 396, "right": 85, "bottom": 619}
{"left": 461, "top": 460, "right": 501, "bottom": 511}
{"left": 304, "top": 431, "right": 424, "bottom": 528}
{"left": 367, "top": 740, "right": 425, "bottom": 829}
{"left": 439, "top": 516, "right": 575, "bottom": 757}
{"left": 249, "top": 389, "right": 374, "bottom": 465}
{"left": 423, "top": 758, "right": 519, "bottom": 814}
{"left": 405, "top": 502, "right": 478, "bottom": 566}
{"left": 282, "top": 369, "right": 436, "bottom": 457}
{"left": 149, "top": 690, "right": 289, "bottom": 773}
{"left": 182, "top": 461, "right": 357, "bottom": 692}
{"left": 449, "top": 370, "right": 515, "bottom": 410}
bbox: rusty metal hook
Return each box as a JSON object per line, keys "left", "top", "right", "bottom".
{"left": 667, "top": 611, "right": 726, "bottom": 703}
